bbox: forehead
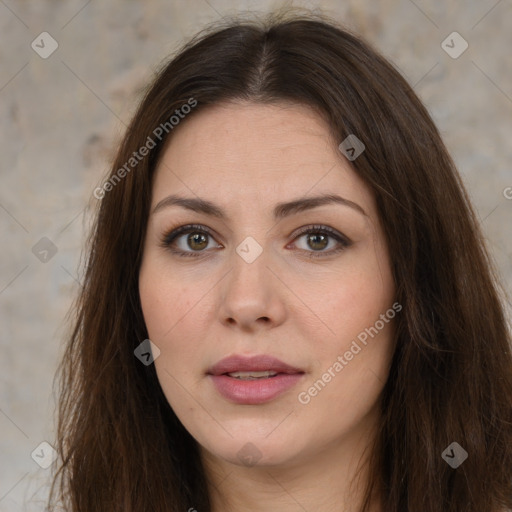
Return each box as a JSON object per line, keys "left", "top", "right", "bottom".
{"left": 151, "top": 101, "right": 375, "bottom": 218}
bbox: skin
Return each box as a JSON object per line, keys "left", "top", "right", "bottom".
{"left": 139, "top": 101, "right": 397, "bottom": 512}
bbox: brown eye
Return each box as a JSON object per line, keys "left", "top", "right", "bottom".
{"left": 305, "top": 233, "right": 329, "bottom": 251}
{"left": 161, "top": 223, "right": 351, "bottom": 259}
{"left": 291, "top": 225, "right": 352, "bottom": 259}
{"left": 161, "top": 224, "right": 221, "bottom": 257}
{"left": 186, "top": 232, "right": 209, "bottom": 251}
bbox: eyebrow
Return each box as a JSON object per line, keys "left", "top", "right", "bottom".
{"left": 151, "top": 193, "right": 367, "bottom": 219}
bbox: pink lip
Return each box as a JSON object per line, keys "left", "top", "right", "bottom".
{"left": 207, "top": 354, "right": 305, "bottom": 405}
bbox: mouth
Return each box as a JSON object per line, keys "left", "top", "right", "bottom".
{"left": 225, "top": 370, "right": 280, "bottom": 380}
{"left": 207, "top": 354, "right": 305, "bottom": 404}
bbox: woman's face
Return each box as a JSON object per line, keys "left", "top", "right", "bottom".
{"left": 139, "top": 101, "right": 397, "bottom": 469}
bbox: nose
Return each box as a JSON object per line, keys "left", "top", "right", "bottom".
{"left": 218, "top": 241, "right": 287, "bottom": 332}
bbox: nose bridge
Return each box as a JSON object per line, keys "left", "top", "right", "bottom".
{"left": 218, "top": 234, "right": 285, "bottom": 328}
{"left": 227, "top": 234, "right": 269, "bottom": 296}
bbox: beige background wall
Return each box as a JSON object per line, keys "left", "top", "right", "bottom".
{"left": 1, "top": 0, "right": 511, "bottom": 509}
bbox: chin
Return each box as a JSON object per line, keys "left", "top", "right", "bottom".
{"left": 197, "top": 428, "right": 305, "bottom": 469}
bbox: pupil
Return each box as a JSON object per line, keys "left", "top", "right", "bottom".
{"left": 188, "top": 232, "right": 208, "bottom": 250}
{"left": 309, "top": 233, "right": 327, "bottom": 250}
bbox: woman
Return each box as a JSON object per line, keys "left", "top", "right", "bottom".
{"left": 49, "top": 9, "right": 512, "bottom": 512}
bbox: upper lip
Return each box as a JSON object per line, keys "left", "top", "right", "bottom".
{"left": 207, "top": 354, "right": 304, "bottom": 376}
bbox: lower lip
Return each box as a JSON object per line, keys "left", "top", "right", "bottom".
{"left": 209, "top": 373, "right": 304, "bottom": 404}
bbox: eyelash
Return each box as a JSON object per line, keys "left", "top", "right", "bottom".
{"left": 159, "top": 223, "right": 352, "bottom": 259}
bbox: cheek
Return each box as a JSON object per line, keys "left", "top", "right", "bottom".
{"left": 298, "top": 293, "right": 396, "bottom": 436}
{"left": 303, "top": 238, "right": 396, "bottom": 396}
{"left": 139, "top": 272, "right": 216, "bottom": 437}
{"left": 139, "top": 260, "right": 215, "bottom": 388}
{"left": 139, "top": 259, "right": 203, "bottom": 341}
{"left": 312, "top": 258, "right": 394, "bottom": 347}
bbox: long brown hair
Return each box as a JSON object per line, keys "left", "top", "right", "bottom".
{"left": 49, "top": 8, "right": 512, "bottom": 512}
